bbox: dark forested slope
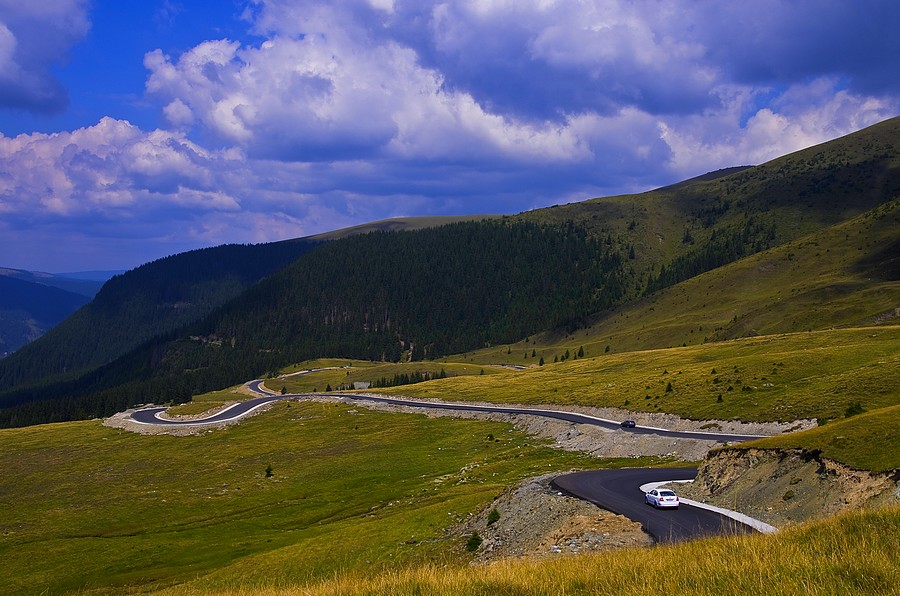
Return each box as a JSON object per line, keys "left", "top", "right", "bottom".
{"left": 0, "top": 276, "right": 90, "bottom": 357}
{"left": 0, "top": 219, "right": 631, "bottom": 425}
{"left": 0, "top": 240, "right": 316, "bottom": 391}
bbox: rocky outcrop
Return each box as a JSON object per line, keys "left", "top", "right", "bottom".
{"left": 679, "top": 448, "right": 900, "bottom": 528}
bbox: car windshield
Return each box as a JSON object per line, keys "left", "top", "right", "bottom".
{"left": 659, "top": 490, "right": 676, "bottom": 497}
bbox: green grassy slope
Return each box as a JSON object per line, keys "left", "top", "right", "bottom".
{"left": 516, "top": 116, "right": 900, "bottom": 290}
{"left": 216, "top": 507, "right": 899, "bottom": 596}
{"left": 470, "top": 197, "right": 900, "bottom": 365}
{"left": 737, "top": 403, "right": 900, "bottom": 473}
{"left": 0, "top": 402, "right": 606, "bottom": 595}
{"left": 379, "top": 326, "right": 900, "bottom": 425}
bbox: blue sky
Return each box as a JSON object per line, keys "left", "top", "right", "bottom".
{"left": 1, "top": 1, "right": 898, "bottom": 272}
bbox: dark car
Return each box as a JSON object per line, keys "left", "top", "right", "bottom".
{"left": 621, "top": 419, "right": 636, "bottom": 428}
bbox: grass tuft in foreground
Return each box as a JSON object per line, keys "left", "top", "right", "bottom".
{"left": 167, "top": 505, "right": 899, "bottom": 595}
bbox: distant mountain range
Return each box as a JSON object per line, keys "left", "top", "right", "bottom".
{"left": 53, "top": 270, "right": 128, "bottom": 283}
{"left": 0, "top": 269, "right": 110, "bottom": 358}
{"left": 0, "top": 115, "right": 897, "bottom": 427}
{"left": 0, "top": 267, "right": 118, "bottom": 297}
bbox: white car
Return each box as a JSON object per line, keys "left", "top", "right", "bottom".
{"left": 645, "top": 488, "right": 680, "bottom": 509}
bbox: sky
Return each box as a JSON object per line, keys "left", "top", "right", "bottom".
{"left": 1, "top": 1, "right": 898, "bottom": 273}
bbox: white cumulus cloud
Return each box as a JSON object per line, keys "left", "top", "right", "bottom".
{"left": 2, "top": 0, "right": 899, "bottom": 271}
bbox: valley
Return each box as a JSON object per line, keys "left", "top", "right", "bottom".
{"left": 0, "top": 118, "right": 897, "bottom": 594}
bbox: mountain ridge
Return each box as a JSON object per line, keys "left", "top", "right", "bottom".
{"left": 0, "top": 116, "right": 898, "bottom": 427}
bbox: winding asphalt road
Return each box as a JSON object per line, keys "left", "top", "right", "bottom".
{"left": 552, "top": 468, "right": 756, "bottom": 543}
{"left": 128, "top": 381, "right": 772, "bottom": 540}
{"left": 131, "top": 384, "right": 768, "bottom": 442}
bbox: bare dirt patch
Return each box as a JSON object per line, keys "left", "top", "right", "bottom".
{"left": 453, "top": 473, "right": 651, "bottom": 563}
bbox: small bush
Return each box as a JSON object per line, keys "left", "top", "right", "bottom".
{"left": 845, "top": 402, "right": 865, "bottom": 417}
{"left": 487, "top": 509, "right": 500, "bottom": 526}
{"left": 265, "top": 464, "right": 274, "bottom": 478}
{"left": 466, "top": 532, "right": 483, "bottom": 552}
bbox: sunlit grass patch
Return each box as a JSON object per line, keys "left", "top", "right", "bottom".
{"left": 0, "top": 401, "right": 594, "bottom": 595}
{"left": 738, "top": 403, "right": 900, "bottom": 472}
{"left": 164, "top": 505, "right": 900, "bottom": 595}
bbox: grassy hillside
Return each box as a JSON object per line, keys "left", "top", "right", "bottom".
{"left": 470, "top": 196, "right": 900, "bottom": 364}
{"left": 0, "top": 402, "right": 617, "bottom": 595}
{"left": 736, "top": 403, "right": 900, "bottom": 473}
{"left": 518, "top": 116, "right": 900, "bottom": 288}
{"left": 2, "top": 396, "right": 895, "bottom": 595}
{"left": 377, "top": 326, "right": 900, "bottom": 424}
{"left": 175, "top": 506, "right": 899, "bottom": 595}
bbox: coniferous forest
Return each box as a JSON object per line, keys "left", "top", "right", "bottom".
{"left": 0, "top": 219, "right": 629, "bottom": 426}
{"left": 0, "top": 239, "right": 317, "bottom": 392}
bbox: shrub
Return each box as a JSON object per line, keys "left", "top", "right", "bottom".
{"left": 487, "top": 509, "right": 500, "bottom": 526}
{"left": 466, "top": 532, "right": 483, "bottom": 552}
{"left": 845, "top": 402, "right": 865, "bottom": 417}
